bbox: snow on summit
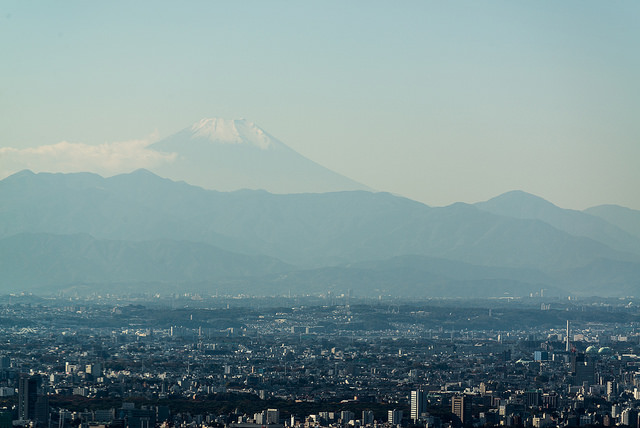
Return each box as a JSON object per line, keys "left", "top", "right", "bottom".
{"left": 190, "top": 118, "right": 278, "bottom": 150}
{"left": 148, "top": 117, "right": 371, "bottom": 193}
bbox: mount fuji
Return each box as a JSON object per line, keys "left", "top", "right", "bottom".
{"left": 149, "top": 118, "right": 370, "bottom": 193}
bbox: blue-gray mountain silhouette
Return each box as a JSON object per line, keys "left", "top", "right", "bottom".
{"left": 1, "top": 170, "right": 639, "bottom": 296}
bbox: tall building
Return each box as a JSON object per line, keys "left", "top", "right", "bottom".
{"left": 621, "top": 408, "right": 638, "bottom": 428}
{"left": 266, "top": 409, "right": 280, "bottom": 425}
{"left": 607, "top": 381, "right": 618, "bottom": 399}
{"left": 387, "top": 409, "right": 402, "bottom": 426}
{"left": 574, "top": 362, "right": 595, "bottom": 386}
{"left": 86, "top": 363, "right": 102, "bottom": 378}
{"left": 451, "top": 395, "right": 471, "bottom": 427}
{"left": 0, "top": 411, "right": 12, "bottom": 428}
{"left": 18, "top": 375, "right": 38, "bottom": 421}
{"left": 524, "top": 390, "right": 541, "bottom": 407}
{"left": 34, "top": 396, "right": 49, "bottom": 426}
{"left": 120, "top": 406, "right": 155, "bottom": 428}
{"left": 340, "top": 411, "right": 355, "bottom": 425}
{"left": 411, "top": 389, "right": 427, "bottom": 421}
{"left": 362, "top": 410, "right": 374, "bottom": 426}
{"left": 570, "top": 353, "right": 595, "bottom": 386}
{"left": 254, "top": 411, "right": 266, "bottom": 425}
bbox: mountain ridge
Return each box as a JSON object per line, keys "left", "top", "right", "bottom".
{"left": 475, "top": 190, "right": 640, "bottom": 257}
{"left": 3, "top": 170, "right": 640, "bottom": 296}
{"left": 585, "top": 205, "right": 640, "bottom": 240}
{"left": 0, "top": 232, "right": 291, "bottom": 292}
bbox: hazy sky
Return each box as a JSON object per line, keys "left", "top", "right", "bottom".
{"left": 1, "top": 1, "right": 639, "bottom": 210}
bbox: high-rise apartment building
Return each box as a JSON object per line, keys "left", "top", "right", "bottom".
{"left": 387, "top": 409, "right": 402, "bottom": 425}
{"left": 411, "top": 389, "right": 427, "bottom": 421}
{"left": 362, "top": 410, "right": 374, "bottom": 426}
{"left": 266, "top": 409, "right": 280, "bottom": 425}
{"left": 18, "top": 375, "right": 38, "bottom": 421}
{"left": 451, "top": 395, "right": 471, "bottom": 427}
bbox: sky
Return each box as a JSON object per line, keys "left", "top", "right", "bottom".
{"left": 1, "top": 1, "right": 639, "bottom": 210}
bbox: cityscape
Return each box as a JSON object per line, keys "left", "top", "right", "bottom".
{"left": 2, "top": 3, "right": 639, "bottom": 428}
{"left": 1, "top": 294, "right": 640, "bottom": 428}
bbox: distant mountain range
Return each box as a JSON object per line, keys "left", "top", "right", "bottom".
{"left": 475, "top": 190, "right": 640, "bottom": 257}
{"left": 585, "top": 204, "right": 640, "bottom": 240}
{"left": 1, "top": 169, "right": 639, "bottom": 297}
{"left": 0, "top": 232, "right": 290, "bottom": 293}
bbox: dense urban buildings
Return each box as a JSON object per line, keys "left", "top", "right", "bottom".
{"left": 1, "top": 293, "right": 640, "bottom": 428}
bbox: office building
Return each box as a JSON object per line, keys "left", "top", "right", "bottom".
{"left": 411, "top": 389, "right": 427, "bottom": 421}
{"left": 388, "top": 410, "right": 402, "bottom": 425}
{"left": 362, "top": 410, "right": 374, "bottom": 426}
{"left": 18, "top": 375, "right": 38, "bottom": 421}
{"left": 451, "top": 395, "right": 471, "bottom": 427}
{"left": 266, "top": 409, "right": 280, "bottom": 425}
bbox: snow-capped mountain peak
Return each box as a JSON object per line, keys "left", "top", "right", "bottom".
{"left": 190, "top": 118, "right": 278, "bottom": 150}
{"left": 149, "top": 117, "right": 370, "bottom": 193}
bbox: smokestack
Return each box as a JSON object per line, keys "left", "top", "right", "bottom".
{"left": 566, "top": 320, "right": 570, "bottom": 352}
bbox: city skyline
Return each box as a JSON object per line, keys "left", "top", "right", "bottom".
{"left": 1, "top": 294, "right": 639, "bottom": 428}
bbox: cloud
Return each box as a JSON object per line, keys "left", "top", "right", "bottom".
{"left": 0, "top": 138, "right": 176, "bottom": 179}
